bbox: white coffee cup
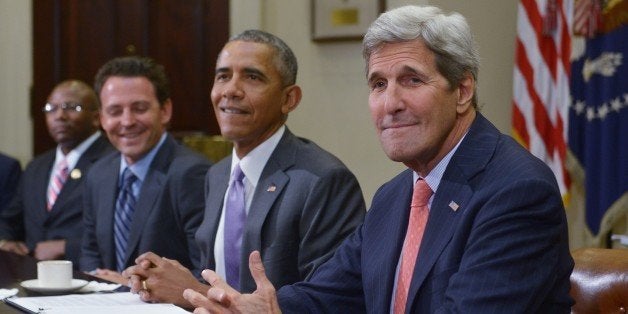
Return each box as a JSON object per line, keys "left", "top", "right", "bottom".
{"left": 37, "top": 260, "right": 73, "bottom": 288}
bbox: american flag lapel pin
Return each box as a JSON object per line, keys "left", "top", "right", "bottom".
{"left": 448, "top": 201, "right": 460, "bottom": 211}
{"left": 267, "top": 185, "right": 276, "bottom": 192}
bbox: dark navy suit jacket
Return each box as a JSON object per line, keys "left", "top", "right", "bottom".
{"left": 0, "top": 153, "right": 21, "bottom": 213}
{"left": 278, "top": 114, "right": 574, "bottom": 313}
{"left": 0, "top": 136, "right": 112, "bottom": 266}
{"left": 81, "top": 134, "right": 211, "bottom": 274}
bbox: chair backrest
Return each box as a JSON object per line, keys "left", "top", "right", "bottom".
{"left": 570, "top": 248, "right": 628, "bottom": 313}
{"left": 180, "top": 134, "right": 233, "bottom": 163}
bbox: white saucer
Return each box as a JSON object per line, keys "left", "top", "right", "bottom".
{"left": 20, "top": 279, "right": 88, "bottom": 294}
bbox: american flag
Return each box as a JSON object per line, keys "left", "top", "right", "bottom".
{"left": 568, "top": 4, "right": 627, "bottom": 236}
{"left": 512, "top": 0, "right": 573, "bottom": 197}
{"left": 573, "top": 0, "right": 601, "bottom": 37}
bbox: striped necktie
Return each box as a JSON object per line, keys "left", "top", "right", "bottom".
{"left": 393, "top": 179, "right": 433, "bottom": 314}
{"left": 113, "top": 168, "right": 138, "bottom": 272}
{"left": 46, "top": 159, "right": 69, "bottom": 211}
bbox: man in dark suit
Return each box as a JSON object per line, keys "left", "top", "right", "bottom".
{"left": 122, "top": 30, "right": 365, "bottom": 308}
{"left": 0, "top": 80, "right": 112, "bottom": 266}
{"left": 80, "top": 56, "right": 211, "bottom": 284}
{"left": 0, "top": 153, "right": 21, "bottom": 213}
{"left": 183, "top": 5, "right": 574, "bottom": 313}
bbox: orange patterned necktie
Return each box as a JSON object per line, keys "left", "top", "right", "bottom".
{"left": 393, "top": 179, "right": 433, "bottom": 314}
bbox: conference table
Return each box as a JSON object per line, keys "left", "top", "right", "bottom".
{"left": 0, "top": 250, "right": 107, "bottom": 313}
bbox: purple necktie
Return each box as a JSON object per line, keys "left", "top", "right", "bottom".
{"left": 224, "top": 164, "right": 246, "bottom": 290}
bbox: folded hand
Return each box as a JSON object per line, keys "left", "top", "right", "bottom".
{"left": 123, "top": 251, "right": 207, "bottom": 308}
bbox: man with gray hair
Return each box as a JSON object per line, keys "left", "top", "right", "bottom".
{"left": 183, "top": 5, "right": 573, "bottom": 313}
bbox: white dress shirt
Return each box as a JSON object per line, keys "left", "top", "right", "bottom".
{"left": 214, "top": 125, "right": 285, "bottom": 279}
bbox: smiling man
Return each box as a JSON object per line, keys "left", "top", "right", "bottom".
{"left": 0, "top": 80, "right": 112, "bottom": 266}
{"left": 183, "top": 6, "right": 573, "bottom": 314}
{"left": 80, "top": 57, "right": 211, "bottom": 284}
{"left": 122, "top": 30, "right": 365, "bottom": 308}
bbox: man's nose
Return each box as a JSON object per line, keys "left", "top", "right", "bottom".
{"left": 120, "top": 108, "right": 136, "bottom": 126}
{"left": 222, "top": 78, "right": 244, "bottom": 99}
{"left": 383, "top": 83, "right": 404, "bottom": 114}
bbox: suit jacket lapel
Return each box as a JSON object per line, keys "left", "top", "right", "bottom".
{"left": 405, "top": 113, "right": 499, "bottom": 310}
{"left": 50, "top": 135, "right": 111, "bottom": 214}
{"left": 99, "top": 155, "right": 121, "bottom": 268}
{"left": 243, "top": 130, "right": 295, "bottom": 253}
{"left": 244, "top": 161, "right": 289, "bottom": 251}
{"left": 124, "top": 136, "right": 173, "bottom": 265}
{"left": 33, "top": 152, "right": 55, "bottom": 224}
{"left": 202, "top": 160, "right": 231, "bottom": 269}
{"left": 405, "top": 173, "right": 472, "bottom": 308}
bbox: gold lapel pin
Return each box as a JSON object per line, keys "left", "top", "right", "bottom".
{"left": 267, "top": 185, "right": 276, "bottom": 192}
{"left": 70, "top": 168, "right": 82, "bottom": 179}
{"left": 448, "top": 201, "right": 459, "bottom": 211}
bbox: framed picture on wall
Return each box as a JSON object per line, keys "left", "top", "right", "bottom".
{"left": 311, "top": 0, "right": 385, "bottom": 41}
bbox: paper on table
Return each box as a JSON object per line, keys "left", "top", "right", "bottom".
{"left": 6, "top": 292, "right": 189, "bottom": 313}
{"left": 41, "top": 304, "right": 189, "bottom": 314}
{"left": 0, "top": 288, "right": 18, "bottom": 300}
{"left": 77, "top": 280, "right": 121, "bottom": 293}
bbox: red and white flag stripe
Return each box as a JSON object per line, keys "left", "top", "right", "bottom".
{"left": 512, "top": 0, "right": 573, "bottom": 197}
{"left": 573, "top": 0, "right": 601, "bottom": 37}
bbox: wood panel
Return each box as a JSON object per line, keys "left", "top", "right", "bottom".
{"left": 32, "top": 0, "right": 228, "bottom": 154}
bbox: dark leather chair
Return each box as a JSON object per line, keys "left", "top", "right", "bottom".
{"left": 570, "top": 248, "right": 628, "bottom": 313}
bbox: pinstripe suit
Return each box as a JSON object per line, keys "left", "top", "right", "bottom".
{"left": 278, "top": 113, "right": 574, "bottom": 313}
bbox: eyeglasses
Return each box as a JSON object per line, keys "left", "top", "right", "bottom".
{"left": 43, "top": 102, "right": 84, "bottom": 113}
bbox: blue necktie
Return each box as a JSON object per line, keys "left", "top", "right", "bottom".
{"left": 224, "top": 164, "right": 246, "bottom": 290}
{"left": 114, "top": 168, "right": 137, "bottom": 272}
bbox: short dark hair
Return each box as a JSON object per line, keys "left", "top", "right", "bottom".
{"left": 94, "top": 56, "right": 170, "bottom": 106}
{"left": 229, "top": 30, "right": 298, "bottom": 86}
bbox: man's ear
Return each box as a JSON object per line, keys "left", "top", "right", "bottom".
{"left": 91, "top": 109, "right": 101, "bottom": 129}
{"left": 456, "top": 74, "right": 475, "bottom": 113}
{"left": 281, "top": 85, "right": 302, "bottom": 114}
{"left": 161, "top": 99, "right": 173, "bottom": 125}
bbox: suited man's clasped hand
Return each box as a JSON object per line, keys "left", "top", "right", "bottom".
{"left": 123, "top": 251, "right": 209, "bottom": 309}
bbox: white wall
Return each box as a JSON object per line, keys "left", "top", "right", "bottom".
{"left": 231, "top": 0, "right": 517, "bottom": 205}
{"left": 0, "top": 0, "right": 517, "bottom": 206}
{"left": 0, "top": 0, "right": 32, "bottom": 166}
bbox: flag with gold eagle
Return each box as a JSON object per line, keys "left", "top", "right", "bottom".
{"left": 569, "top": 0, "right": 627, "bottom": 239}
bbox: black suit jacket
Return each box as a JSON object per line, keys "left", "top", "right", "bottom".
{"left": 196, "top": 128, "right": 365, "bottom": 292}
{"left": 278, "top": 114, "right": 573, "bottom": 313}
{"left": 0, "top": 153, "right": 21, "bottom": 213}
{"left": 0, "top": 135, "right": 113, "bottom": 266}
{"left": 81, "top": 134, "right": 211, "bottom": 274}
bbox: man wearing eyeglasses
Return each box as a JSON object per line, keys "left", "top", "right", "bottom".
{"left": 0, "top": 80, "right": 113, "bottom": 267}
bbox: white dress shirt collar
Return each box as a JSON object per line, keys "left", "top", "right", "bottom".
{"left": 413, "top": 131, "right": 468, "bottom": 197}
{"left": 53, "top": 131, "right": 101, "bottom": 170}
{"left": 229, "top": 125, "right": 285, "bottom": 189}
